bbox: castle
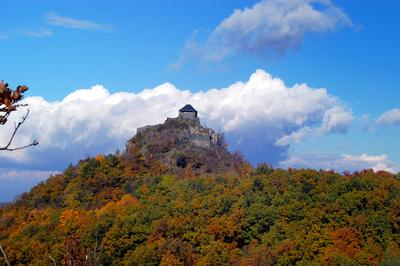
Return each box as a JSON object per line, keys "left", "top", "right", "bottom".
{"left": 128, "top": 104, "right": 231, "bottom": 173}
{"left": 136, "top": 104, "right": 224, "bottom": 148}
{"left": 178, "top": 104, "right": 199, "bottom": 121}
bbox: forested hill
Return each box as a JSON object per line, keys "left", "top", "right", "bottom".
{"left": 1, "top": 117, "right": 400, "bottom": 265}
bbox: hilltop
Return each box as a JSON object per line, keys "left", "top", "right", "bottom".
{"left": 6, "top": 105, "right": 246, "bottom": 211}
{"left": 127, "top": 106, "right": 235, "bottom": 175}
{"left": 0, "top": 105, "right": 400, "bottom": 265}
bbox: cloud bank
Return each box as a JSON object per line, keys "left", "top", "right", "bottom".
{"left": 175, "top": 0, "right": 352, "bottom": 65}
{"left": 0, "top": 69, "right": 352, "bottom": 171}
{"left": 2, "top": 69, "right": 399, "bottom": 200}
{"left": 280, "top": 153, "right": 399, "bottom": 173}
{"left": 0, "top": 169, "right": 59, "bottom": 182}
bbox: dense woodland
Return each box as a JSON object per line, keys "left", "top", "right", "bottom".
{"left": 1, "top": 148, "right": 400, "bottom": 265}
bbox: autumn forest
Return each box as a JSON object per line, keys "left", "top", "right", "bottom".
{"left": 1, "top": 149, "right": 400, "bottom": 265}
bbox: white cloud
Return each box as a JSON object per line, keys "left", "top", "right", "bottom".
{"left": 16, "top": 28, "right": 53, "bottom": 38}
{"left": 0, "top": 69, "right": 352, "bottom": 170}
{"left": 376, "top": 108, "right": 400, "bottom": 126}
{"left": 280, "top": 152, "right": 399, "bottom": 173}
{"left": 44, "top": 12, "right": 114, "bottom": 31}
{"left": 0, "top": 169, "right": 59, "bottom": 182}
{"left": 175, "top": 0, "right": 352, "bottom": 65}
{"left": 0, "top": 28, "right": 52, "bottom": 40}
{"left": 275, "top": 127, "right": 313, "bottom": 146}
{"left": 321, "top": 106, "right": 353, "bottom": 133}
{"left": 275, "top": 105, "right": 353, "bottom": 146}
{"left": 1, "top": 11, "right": 111, "bottom": 42}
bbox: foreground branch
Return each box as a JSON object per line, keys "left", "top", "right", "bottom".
{"left": 49, "top": 255, "right": 57, "bottom": 266}
{"left": 0, "top": 109, "right": 38, "bottom": 151}
{"left": 0, "top": 244, "right": 10, "bottom": 266}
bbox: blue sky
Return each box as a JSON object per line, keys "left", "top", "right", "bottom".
{"left": 1, "top": 0, "right": 399, "bottom": 201}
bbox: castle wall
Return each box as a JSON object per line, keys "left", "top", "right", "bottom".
{"left": 192, "top": 135, "right": 212, "bottom": 148}
{"left": 179, "top": 112, "right": 197, "bottom": 120}
{"left": 137, "top": 125, "right": 153, "bottom": 134}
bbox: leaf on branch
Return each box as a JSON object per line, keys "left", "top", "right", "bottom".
{"left": 0, "top": 81, "right": 38, "bottom": 151}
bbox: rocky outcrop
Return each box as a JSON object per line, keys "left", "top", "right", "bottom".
{"left": 126, "top": 116, "right": 234, "bottom": 174}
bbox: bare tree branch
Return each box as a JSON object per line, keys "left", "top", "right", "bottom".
{"left": 0, "top": 109, "right": 39, "bottom": 151}
{"left": 49, "top": 255, "right": 57, "bottom": 266}
{"left": 0, "top": 80, "right": 38, "bottom": 152}
{"left": 0, "top": 244, "right": 11, "bottom": 266}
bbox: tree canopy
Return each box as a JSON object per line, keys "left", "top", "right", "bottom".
{"left": 0, "top": 148, "right": 399, "bottom": 265}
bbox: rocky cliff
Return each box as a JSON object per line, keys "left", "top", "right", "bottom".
{"left": 126, "top": 116, "right": 235, "bottom": 174}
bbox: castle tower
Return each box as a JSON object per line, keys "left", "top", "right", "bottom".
{"left": 178, "top": 104, "right": 198, "bottom": 120}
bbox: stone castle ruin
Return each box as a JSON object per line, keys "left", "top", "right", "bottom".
{"left": 178, "top": 104, "right": 199, "bottom": 121}
{"left": 136, "top": 104, "right": 224, "bottom": 148}
{"left": 130, "top": 104, "right": 231, "bottom": 173}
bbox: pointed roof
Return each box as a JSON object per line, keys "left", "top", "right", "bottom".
{"left": 179, "top": 104, "right": 197, "bottom": 113}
